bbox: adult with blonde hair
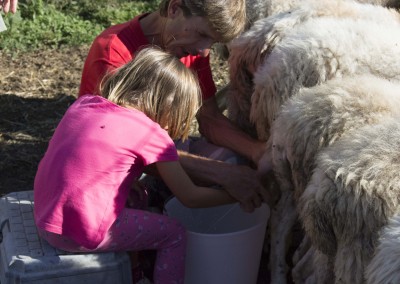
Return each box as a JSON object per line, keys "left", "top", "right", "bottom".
{"left": 79, "top": 0, "right": 270, "bottom": 213}
{"left": 34, "top": 47, "right": 237, "bottom": 284}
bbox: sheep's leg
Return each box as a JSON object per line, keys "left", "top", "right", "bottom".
{"left": 366, "top": 215, "right": 400, "bottom": 284}
{"left": 298, "top": 172, "right": 338, "bottom": 256}
{"left": 292, "top": 235, "right": 312, "bottom": 267}
{"left": 304, "top": 274, "right": 316, "bottom": 284}
{"left": 269, "top": 190, "right": 298, "bottom": 284}
{"left": 313, "top": 249, "right": 335, "bottom": 284}
{"left": 300, "top": 172, "right": 373, "bottom": 283}
{"left": 292, "top": 236, "right": 316, "bottom": 283}
{"left": 268, "top": 136, "right": 299, "bottom": 283}
{"left": 291, "top": 247, "right": 316, "bottom": 284}
{"left": 334, "top": 238, "right": 374, "bottom": 284}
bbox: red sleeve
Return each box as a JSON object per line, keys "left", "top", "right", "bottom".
{"left": 181, "top": 55, "right": 217, "bottom": 101}
{"left": 196, "top": 55, "right": 217, "bottom": 100}
{"left": 79, "top": 14, "right": 216, "bottom": 100}
{"left": 78, "top": 21, "right": 139, "bottom": 97}
{"left": 78, "top": 57, "right": 117, "bottom": 98}
{"left": 79, "top": 36, "right": 133, "bottom": 97}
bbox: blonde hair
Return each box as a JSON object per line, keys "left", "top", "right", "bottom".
{"left": 99, "top": 47, "right": 201, "bottom": 141}
{"left": 159, "top": 0, "right": 246, "bottom": 43}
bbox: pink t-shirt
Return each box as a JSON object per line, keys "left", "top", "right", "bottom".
{"left": 79, "top": 13, "right": 217, "bottom": 100}
{"left": 34, "top": 95, "right": 178, "bottom": 249}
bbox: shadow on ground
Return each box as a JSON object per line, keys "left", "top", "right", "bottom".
{"left": 0, "top": 93, "right": 76, "bottom": 195}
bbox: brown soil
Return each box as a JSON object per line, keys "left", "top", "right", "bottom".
{"left": 0, "top": 45, "right": 229, "bottom": 196}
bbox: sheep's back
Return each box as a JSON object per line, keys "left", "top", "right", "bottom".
{"left": 272, "top": 75, "right": 400, "bottom": 200}
{"left": 251, "top": 17, "right": 400, "bottom": 140}
{"left": 299, "top": 116, "right": 400, "bottom": 256}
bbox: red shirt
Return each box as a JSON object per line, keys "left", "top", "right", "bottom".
{"left": 79, "top": 14, "right": 217, "bottom": 100}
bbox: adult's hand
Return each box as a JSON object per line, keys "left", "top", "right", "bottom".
{"left": 1, "top": 0, "right": 18, "bottom": 14}
{"left": 178, "top": 150, "right": 277, "bottom": 212}
{"left": 220, "top": 164, "right": 273, "bottom": 212}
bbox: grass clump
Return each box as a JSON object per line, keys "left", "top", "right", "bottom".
{"left": 0, "top": 0, "right": 159, "bottom": 52}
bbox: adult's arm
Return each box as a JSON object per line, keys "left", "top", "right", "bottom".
{"left": 79, "top": 57, "right": 120, "bottom": 97}
{"left": 197, "top": 96, "right": 267, "bottom": 166}
{"left": 178, "top": 150, "right": 272, "bottom": 212}
{"left": 79, "top": 35, "right": 132, "bottom": 97}
{"left": 156, "top": 160, "right": 236, "bottom": 208}
{"left": 1, "top": 0, "right": 17, "bottom": 13}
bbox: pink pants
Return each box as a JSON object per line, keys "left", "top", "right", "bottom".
{"left": 38, "top": 208, "right": 187, "bottom": 284}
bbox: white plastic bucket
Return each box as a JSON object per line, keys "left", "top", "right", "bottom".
{"left": 164, "top": 198, "right": 270, "bottom": 284}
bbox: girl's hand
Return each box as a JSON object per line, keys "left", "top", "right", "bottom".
{"left": 219, "top": 164, "right": 271, "bottom": 212}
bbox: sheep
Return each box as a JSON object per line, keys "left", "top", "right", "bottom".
{"left": 251, "top": 16, "right": 400, "bottom": 139}
{"left": 212, "top": 0, "right": 298, "bottom": 61}
{"left": 243, "top": 0, "right": 400, "bottom": 33}
{"left": 269, "top": 75, "right": 400, "bottom": 283}
{"left": 223, "top": 1, "right": 400, "bottom": 282}
{"left": 298, "top": 114, "right": 400, "bottom": 283}
{"left": 215, "top": 0, "right": 400, "bottom": 61}
{"left": 244, "top": 0, "right": 400, "bottom": 33}
{"left": 226, "top": 0, "right": 400, "bottom": 139}
{"left": 245, "top": 0, "right": 400, "bottom": 27}
{"left": 365, "top": 213, "right": 400, "bottom": 284}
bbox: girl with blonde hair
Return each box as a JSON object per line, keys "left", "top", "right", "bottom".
{"left": 34, "top": 47, "right": 236, "bottom": 284}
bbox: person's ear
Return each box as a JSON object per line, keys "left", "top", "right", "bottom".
{"left": 168, "top": 0, "right": 182, "bottom": 18}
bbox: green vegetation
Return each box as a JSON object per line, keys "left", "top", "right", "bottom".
{"left": 0, "top": 0, "right": 159, "bottom": 52}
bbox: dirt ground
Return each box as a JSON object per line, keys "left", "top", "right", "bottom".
{"left": 1, "top": 46, "right": 85, "bottom": 195}
{"left": 0, "top": 45, "right": 230, "bottom": 196}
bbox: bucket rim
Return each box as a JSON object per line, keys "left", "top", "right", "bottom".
{"left": 185, "top": 215, "right": 269, "bottom": 237}
{"left": 164, "top": 198, "right": 270, "bottom": 237}
{"left": 183, "top": 204, "right": 270, "bottom": 237}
